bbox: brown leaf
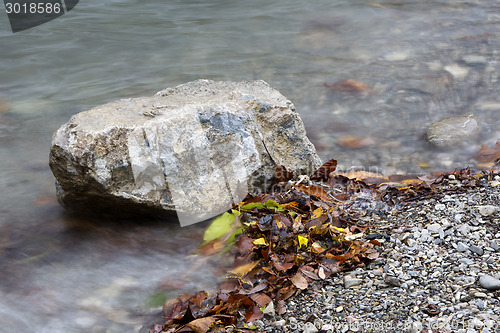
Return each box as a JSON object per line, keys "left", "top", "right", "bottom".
{"left": 324, "top": 79, "right": 373, "bottom": 94}
{"left": 290, "top": 271, "right": 308, "bottom": 289}
{"left": 250, "top": 293, "right": 273, "bottom": 308}
{"left": 276, "top": 165, "right": 294, "bottom": 182}
{"left": 310, "top": 159, "right": 337, "bottom": 182}
{"left": 197, "top": 240, "right": 226, "bottom": 256}
{"left": 235, "top": 235, "right": 254, "bottom": 254}
{"left": 184, "top": 316, "right": 218, "bottom": 333}
{"left": 474, "top": 142, "right": 500, "bottom": 163}
{"left": 293, "top": 184, "right": 330, "bottom": 201}
{"left": 274, "top": 262, "right": 294, "bottom": 271}
{"left": 337, "top": 136, "right": 375, "bottom": 149}
{"left": 231, "top": 260, "right": 260, "bottom": 276}
{"left": 300, "top": 266, "right": 319, "bottom": 280}
{"left": 330, "top": 170, "right": 387, "bottom": 181}
{"left": 244, "top": 305, "right": 264, "bottom": 322}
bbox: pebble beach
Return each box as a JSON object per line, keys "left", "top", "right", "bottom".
{"left": 248, "top": 174, "right": 500, "bottom": 333}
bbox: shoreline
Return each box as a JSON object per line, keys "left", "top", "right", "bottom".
{"left": 150, "top": 167, "right": 500, "bottom": 333}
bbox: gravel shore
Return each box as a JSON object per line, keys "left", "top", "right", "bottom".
{"left": 251, "top": 174, "right": 500, "bottom": 333}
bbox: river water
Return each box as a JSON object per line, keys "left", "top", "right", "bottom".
{"left": 1, "top": 0, "right": 500, "bottom": 332}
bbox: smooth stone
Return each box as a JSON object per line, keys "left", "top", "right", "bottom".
{"left": 344, "top": 276, "right": 364, "bottom": 288}
{"left": 427, "top": 223, "right": 442, "bottom": 234}
{"left": 479, "top": 275, "right": 500, "bottom": 290}
{"left": 435, "top": 203, "right": 446, "bottom": 210}
{"left": 457, "top": 242, "right": 468, "bottom": 252}
{"left": 474, "top": 292, "right": 488, "bottom": 298}
{"left": 49, "top": 80, "right": 321, "bottom": 224}
{"left": 490, "top": 242, "right": 500, "bottom": 251}
{"left": 469, "top": 245, "right": 484, "bottom": 256}
{"left": 477, "top": 205, "right": 498, "bottom": 217}
{"left": 444, "top": 64, "right": 469, "bottom": 79}
{"left": 425, "top": 114, "right": 480, "bottom": 147}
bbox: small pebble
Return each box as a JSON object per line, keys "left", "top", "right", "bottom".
{"left": 457, "top": 242, "right": 468, "bottom": 252}
{"left": 479, "top": 275, "right": 500, "bottom": 290}
{"left": 477, "top": 205, "right": 498, "bottom": 217}
{"left": 468, "top": 245, "right": 484, "bottom": 256}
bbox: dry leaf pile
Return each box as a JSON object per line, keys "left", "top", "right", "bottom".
{"left": 151, "top": 159, "right": 499, "bottom": 333}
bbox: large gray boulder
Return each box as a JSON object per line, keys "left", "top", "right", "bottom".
{"left": 49, "top": 80, "right": 321, "bottom": 225}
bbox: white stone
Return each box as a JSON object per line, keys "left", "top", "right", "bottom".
{"left": 477, "top": 205, "right": 498, "bottom": 217}
{"left": 444, "top": 64, "right": 469, "bottom": 79}
{"left": 426, "top": 114, "right": 480, "bottom": 147}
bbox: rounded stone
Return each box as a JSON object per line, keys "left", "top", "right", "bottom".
{"left": 425, "top": 114, "right": 480, "bottom": 147}
{"left": 479, "top": 275, "right": 500, "bottom": 290}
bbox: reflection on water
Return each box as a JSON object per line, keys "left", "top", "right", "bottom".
{"left": 1, "top": 0, "right": 500, "bottom": 331}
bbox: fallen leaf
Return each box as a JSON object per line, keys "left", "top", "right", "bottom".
{"left": 474, "top": 142, "right": 500, "bottom": 163}
{"left": 252, "top": 237, "right": 267, "bottom": 246}
{"left": 250, "top": 293, "right": 272, "bottom": 308}
{"left": 297, "top": 235, "right": 309, "bottom": 247}
{"left": 276, "top": 165, "right": 294, "bottom": 182}
{"left": 310, "top": 159, "right": 337, "bottom": 182}
{"left": 273, "top": 262, "right": 294, "bottom": 271}
{"left": 293, "top": 183, "right": 330, "bottom": 201}
{"left": 244, "top": 305, "right": 264, "bottom": 322}
{"left": 330, "top": 170, "right": 387, "bottom": 181}
{"left": 203, "top": 211, "right": 242, "bottom": 244}
{"left": 231, "top": 261, "right": 259, "bottom": 276}
{"left": 300, "top": 267, "right": 319, "bottom": 280}
{"left": 318, "top": 266, "right": 326, "bottom": 279}
{"left": 184, "top": 316, "right": 218, "bottom": 333}
{"left": 311, "top": 241, "right": 325, "bottom": 253}
{"left": 337, "top": 137, "right": 375, "bottom": 149}
{"left": 324, "top": 79, "right": 373, "bottom": 94}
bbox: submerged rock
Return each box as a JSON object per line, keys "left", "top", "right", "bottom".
{"left": 49, "top": 80, "right": 321, "bottom": 225}
{"left": 425, "top": 114, "right": 480, "bottom": 147}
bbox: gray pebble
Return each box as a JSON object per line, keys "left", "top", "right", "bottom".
{"left": 425, "top": 114, "right": 480, "bottom": 147}
{"left": 490, "top": 242, "right": 499, "bottom": 251}
{"left": 457, "top": 242, "right": 468, "bottom": 252}
{"left": 479, "top": 275, "right": 500, "bottom": 290}
{"left": 303, "top": 322, "right": 319, "bottom": 333}
{"left": 468, "top": 245, "right": 484, "bottom": 256}
{"left": 477, "top": 205, "right": 498, "bottom": 217}
{"left": 344, "top": 276, "right": 364, "bottom": 288}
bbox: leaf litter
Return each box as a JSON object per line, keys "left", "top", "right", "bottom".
{"left": 151, "top": 158, "right": 500, "bottom": 333}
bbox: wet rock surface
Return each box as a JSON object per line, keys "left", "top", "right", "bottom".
{"left": 425, "top": 114, "right": 480, "bottom": 147}
{"left": 49, "top": 80, "right": 321, "bottom": 224}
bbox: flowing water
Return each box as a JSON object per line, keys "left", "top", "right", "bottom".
{"left": 1, "top": 0, "right": 500, "bottom": 331}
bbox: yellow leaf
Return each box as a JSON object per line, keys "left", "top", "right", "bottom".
{"left": 298, "top": 235, "right": 308, "bottom": 247}
{"left": 253, "top": 237, "right": 267, "bottom": 246}
{"left": 231, "top": 260, "right": 259, "bottom": 276}
{"left": 311, "top": 207, "right": 324, "bottom": 219}
{"left": 331, "top": 226, "right": 346, "bottom": 233}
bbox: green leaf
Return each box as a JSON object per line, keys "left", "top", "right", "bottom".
{"left": 144, "top": 292, "right": 167, "bottom": 307}
{"left": 241, "top": 202, "right": 266, "bottom": 210}
{"left": 203, "top": 210, "right": 241, "bottom": 244}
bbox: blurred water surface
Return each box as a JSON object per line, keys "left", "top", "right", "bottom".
{"left": 1, "top": 0, "right": 500, "bottom": 331}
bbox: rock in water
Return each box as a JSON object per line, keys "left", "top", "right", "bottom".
{"left": 49, "top": 80, "right": 321, "bottom": 225}
{"left": 425, "top": 114, "right": 480, "bottom": 147}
